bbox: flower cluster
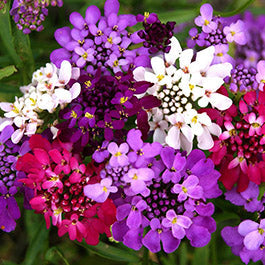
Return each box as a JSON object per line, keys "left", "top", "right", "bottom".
{"left": 50, "top": 0, "right": 153, "bottom": 74}
{"left": 85, "top": 129, "right": 221, "bottom": 252}
{"left": 16, "top": 134, "right": 116, "bottom": 244}
{"left": 134, "top": 36, "right": 232, "bottom": 152}
{"left": 0, "top": 125, "right": 32, "bottom": 232}
{"left": 10, "top": 0, "right": 63, "bottom": 34}
{"left": 210, "top": 89, "right": 265, "bottom": 192}
{"left": 0, "top": 60, "right": 80, "bottom": 144}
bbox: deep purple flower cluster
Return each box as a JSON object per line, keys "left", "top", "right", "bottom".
{"left": 235, "top": 12, "right": 265, "bottom": 68}
{"left": 50, "top": 0, "right": 151, "bottom": 74}
{"left": 224, "top": 64, "right": 258, "bottom": 92}
{"left": 57, "top": 70, "right": 160, "bottom": 154}
{"left": 0, "top": 125, "right": 32, "bottom": 232}
{"left": 137, "top": 13, "right": 176, "bottom": 54}
{"left": 10, "top": 0, "right": 62, "bottom": 34}
{"left": 86, "top": 129, "right": 222, "bottom": 253}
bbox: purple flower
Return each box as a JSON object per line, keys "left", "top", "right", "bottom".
{"left": 160, "top": 147, "right": 185, "bottom": 183}
{"left": 124, "top": 168, "right": 154, "bottom": 195}
{"left": 225, "top": 182, "right": 263, "bottom": 212}
{"left": 223, "top": 20, "right": 247, "bottom": 45}
{"left": 162, "top": 210, "right": 192, "bottom": 239}
{"left": 108, "top": 142, "right": 129, "bottom": 167}
{"left": 78, "top": 107, "right": 96, "bottom": 128}
{"left": 142, "top": 218, "right": 180, "bottom": 253}
{"left": 238, "top": 219, "right": 265, "bottom": 250}
{"left": 92, "top": 141, "right": 109, "bottom": 163}
{"left": 74, "top": 47, "right": 95, "bottom": 68}
{"left": 172, "top": 175, "right": 203, "bottom": 202}
{"left": 194, "top": 4, "right": 217, "bottom": 33}
{"left": 212, "top": 44, "right": 234, "bottom": 65}
{"left": 84, "top": 178, "right": 118, "bottom": 203}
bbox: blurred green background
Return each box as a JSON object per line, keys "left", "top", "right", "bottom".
{"left": 0, "top": 0, "right": 265, "bottom": 264}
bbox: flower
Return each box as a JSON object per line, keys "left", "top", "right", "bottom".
{"left": 194, "top": 4, "right": 217, "bottom": 33}
{"left": 94, "top": 129, "right": 221, "bottom": 252}
{"left": 223, "top": 20, "right": 247, "bottom": 45}
{"left": 16, "top": 134, "right": 116, "bottom": 243}
{"left": 256, "top": 60, "right": 265, "bottom": 91}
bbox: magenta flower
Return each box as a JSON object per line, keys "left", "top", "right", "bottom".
{"left": 172, "top": 175, "right": 203, "bottom": 202}
{"left": 246, "top": 112, "right": 264, "bottom": 136}
{"left": 238, "top": 219, "right": 265, "bottom": 251}
{"left": 84, "top": 178, "right": 118, "bottom": 203}
{"left": 194, "top": 4, "right": 217, "bottom": 33}
{"left": 223, "top": 20, "right": 247, "bottom": 45}
{"left": 108, "top": 142, "right": 129, "bottom": 167}
{"left": 162, "top": 210, "right": 192, "bottom": 239}
{"left": 58, "top": 213, "right": 87, "bottom": 241}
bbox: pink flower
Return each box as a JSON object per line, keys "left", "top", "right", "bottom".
{"left": 223, "top": 20, "right": 247, "bottom": 45}
{"left": 245, "top": 112, "right": 264, "bottom": 136}
{"left": 58, "top": 214, "right": 87, "bottom": 241}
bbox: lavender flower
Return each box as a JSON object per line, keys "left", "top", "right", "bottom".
{"left": 194, "top": 4, "right": 217, "bottom": 33}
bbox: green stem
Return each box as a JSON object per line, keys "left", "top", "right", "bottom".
{"left": 214, "top": 0, "right": 255, "bottom": 17}
{"left": 143, "top": 247, "right": 149, "bottom": 265}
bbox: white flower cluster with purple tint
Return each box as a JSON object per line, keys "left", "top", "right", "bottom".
{"left": 133, "top": 36, "right": 232, "bottom": 153}
{"left": 0, "top": 61, "right": 80, "bottom": 143}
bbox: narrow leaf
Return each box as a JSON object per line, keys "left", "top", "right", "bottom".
{"left": 0, "top": 65, "right": 17, "bottom": 80}
{"left": 192, "top": 245, "right": 209, "bottom": 265}
{"left": 45, "top": 247, "right": 70, "bottom": 265}
{"left": 76, "top": 241, "right": 141, "bottom": 263}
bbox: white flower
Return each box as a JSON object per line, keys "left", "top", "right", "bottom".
{"left": 149, "top": 108, "right": 168, "bottom": 144}
{"left": 197, "top": 77, "right": 232, "bottom": 110}
{"left": 165, "top": 113, "right": 194, "bottom": 153}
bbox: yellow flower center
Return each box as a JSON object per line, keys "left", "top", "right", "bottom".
{"left": 191, "top": 116, "right": 198, "bottom": 124}
{"left": 82, "top": 52, "right": 88, "bottom": 60}
{"left": 54, "top": 208, "right": 63, "bottom": 216}
{"left": 172, "top": 217, "right": 177, "bottom": 224}
{"left": 120, "top": 97, "right": 128, "bottom": 104}
{"left": 113, "top": 60, "right": 119, "bottom": 67}
{"left": 259, "top": 228, "right": 265, "bottom": 235}
{"left": 231, "top": 31, "right": 236, "bottom": 36}
{"left": 144, "top": 12, "right": 150, "bottom": 23}
{"left": 12, "top": 105, "right": 20, "bottom": 114}
{"left": 217, "top": 53, "right": 223, "bottom": 57}
{"left": 85, "top": 112, "right": 94, "bottom": 119}
{"left": 182, "top": 186, "right": 188, "bottom": 193}
{"left": 84, "top": 80, "right": 92, "bottom": 87}
{"left": 107, "top": 37, "right": 113, "bottom": 44}
{"left": 114, "top": 151, "right": 122, "bottom": 157}
{"left": 189, "top": 84, "right": 194, "bottom": 90}
{"left": 133, "top": 174, "right": 138, "bottom": 180}
{"left": 103, "top": 186, "right": 108, "bottom": 193}
{"left": 71, "top": 110, "right": 77, "bottom": 118}
{"left": 204, "top": 19, "right": 210, "bottom": 26}
{"left": 157, "top": 74, "right": 164, "bottom": 81}
{"left": 252, "top": 122, "right": 260, "bottom": 128}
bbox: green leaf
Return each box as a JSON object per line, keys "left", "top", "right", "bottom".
{"left": 0, "top": 1, "right": 34, "bottom": 85}
{"left": 45, "top": 247, "right": 70, "bottom": 265}
{"left": 0, "top": 65, "right": 17, "bottom": 80}
{"left": 22, "top": 215, "right": 49, "bottom": 265}
{"left": 0, "top": 3, "right": 22, "bottom": 66}
{"left": 76, "top": 241, "right": 141, "bottom": 263}
{"left": 179, "top": 242, "right": 188, "bottom": 265}
{"left": 2, "top": 261, "right": 18, "bottom": 265}
{"left": 12, "top": 25, "right": 35, "bottom": 84}
{"left": 214, "top": 0, "right": 255, "bottom": 17}
{"left": 258, "top": 183, "right": 265, "bottom": 201}
{"left": 158, "top": 8, "right": 198, "bottom": 24}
